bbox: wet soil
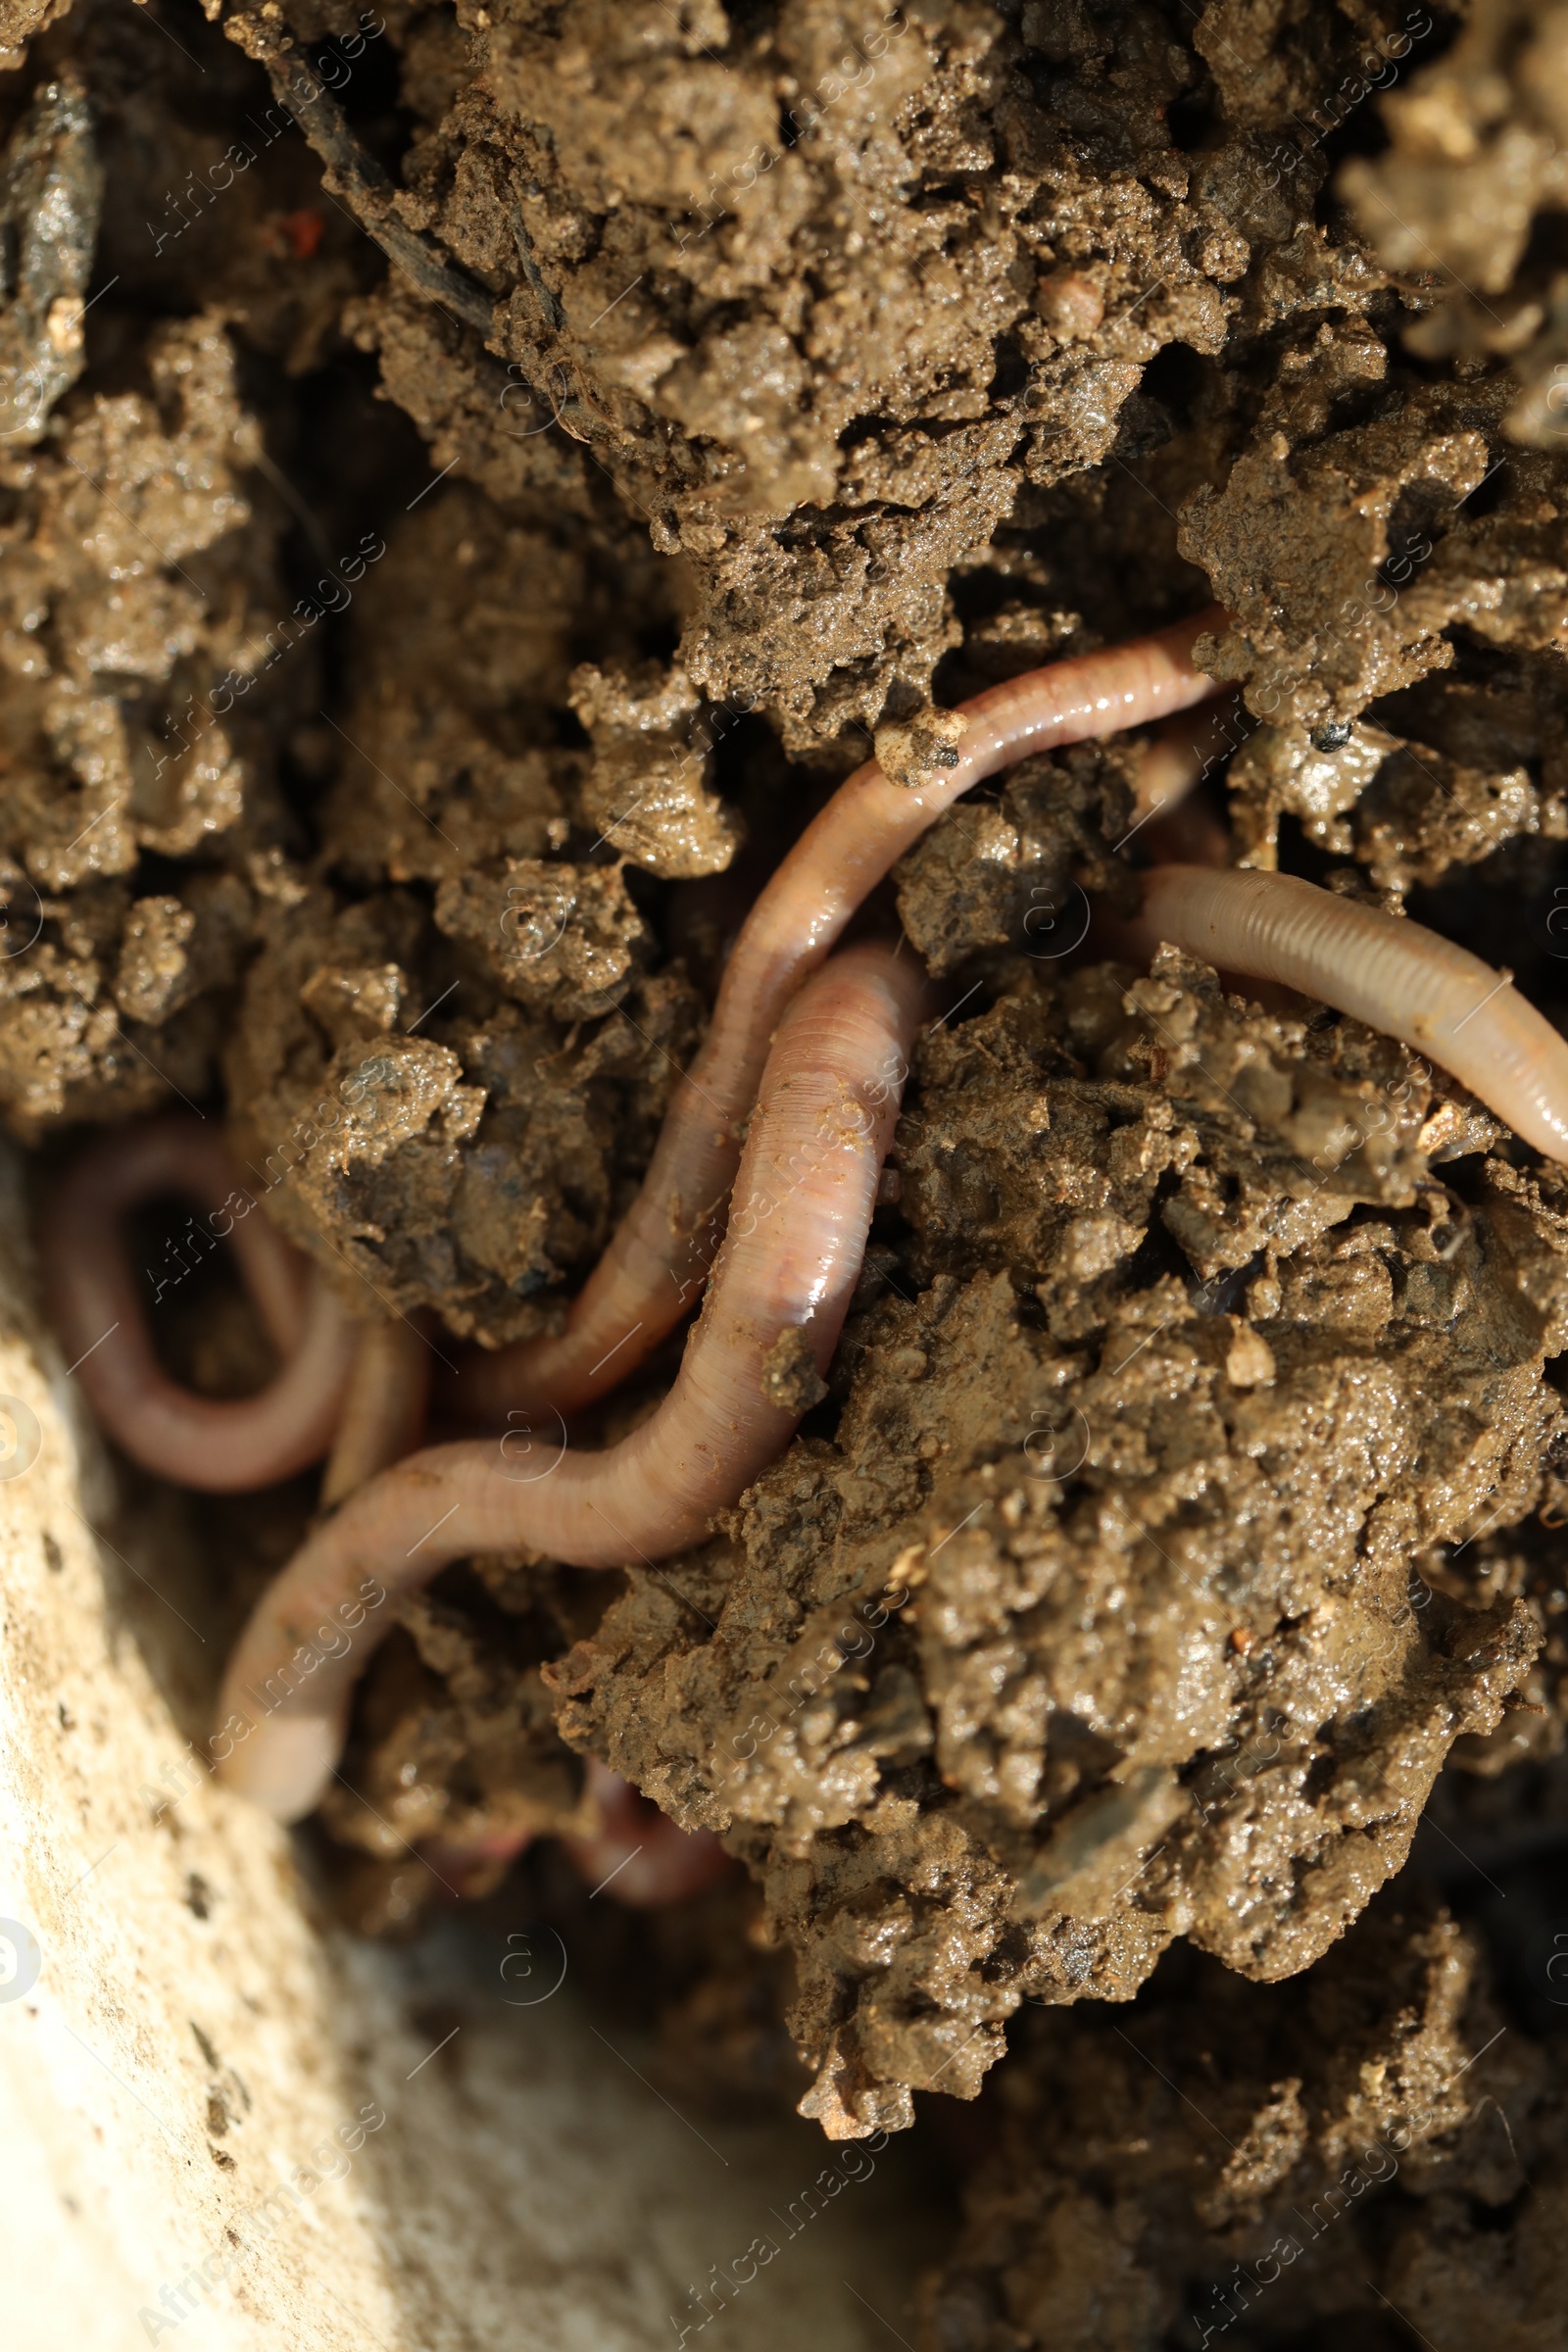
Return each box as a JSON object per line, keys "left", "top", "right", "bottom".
{"left": 11, "top": 1, "right": 1568, "bottom": 2343}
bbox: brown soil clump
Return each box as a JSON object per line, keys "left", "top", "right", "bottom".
{"left": 917, "top": 1893, "right": 1567, "bottom": 2350}
{"left": 0, "top": 80, "right": 279, "bottom": 1130}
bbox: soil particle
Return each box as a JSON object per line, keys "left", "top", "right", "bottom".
{"left": 223, "top": 867, "right": 705, "bottom": 1342}
{"left": 220, "top": 485, "right": 712, "bottom": 1340}
{"left": 760, "top": 1322, "right": 832, "bottom": 1413}
{"left": 321, "top": 1558, "right": 604, "bottom": 1865}
{"left": 916, "top": 1893, "right": 1567, "bottom": 2351}
{"left": 874, "top": 706, "right": 972, "bottom": 793}
{"left": 0, "top": 276, "right": 289, "bottom": 1125}
{"left": 569, "top": 658, "right": 740, "bottom": 880}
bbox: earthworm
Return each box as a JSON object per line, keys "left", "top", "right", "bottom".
{"left": 414, "top": 1823, "right": 536, "bottom": 1900}
{"left": 1128, "top": 698, "right": 1232, "bottom": 829}
{"left": 415, "top": 1761, "right": 729, "bottom": 1905}
{"left": 458, "top": 606, "right": 1225, "bottom": 1425}
{"left": 320, "top": 1316, "right": 431, "bottom": 1508}
{"left": 1080, "top": 702, "right": 1236, "bottom": 887}
{"left": 215, "top": 940, "right": 929, "bottom": 1820}
{"left": 1141, "top": 863, "right": 1568, "bottom": 1164}
{"left": 40, "top": 1114, "right": 358, "bottom": 1491}
{"left": 560, "top": 1759, "right": 730, "bottom": 1905}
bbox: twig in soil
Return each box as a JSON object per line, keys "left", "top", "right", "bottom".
{"left": 227, "top": 19, "right": 497, "bottom": 336}
{"left": 508, "top": 192, "right": 566, "bottom": 332}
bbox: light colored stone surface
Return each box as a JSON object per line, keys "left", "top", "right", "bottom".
{"left": 0, "top": 1161, "right": 928, "bottom": 2349}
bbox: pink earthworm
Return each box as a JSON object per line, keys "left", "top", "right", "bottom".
{"left": 1141, "top": 863, "right": 1568, "bottom": 1163}
{"left": 455, "top": 606, "right": 1226, "bottom": 1425}
{"left": 320, "top": 1316, "right": 431, "bottom": 1508}
{"left": 214, "top": 940, "right": 929, "bottom": 1820}
{"left": 414, "top": 1761, "right": 729, "bottom": 1905}
{"left": 40, "top": 1114, "right": 359, "bottom": 1491}
{"left": 1127, "top": 697, "right": 1235, "bottom": 829}
{"left": 414, "top": 1823, "right": 537, "bottom": 1900}
{"left": 561, "top": 1759, "right": 730, "bottom": 1905}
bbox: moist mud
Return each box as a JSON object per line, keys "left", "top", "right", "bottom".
{"left": 11, "top": 2, "right": 1568, "bottom": 2344}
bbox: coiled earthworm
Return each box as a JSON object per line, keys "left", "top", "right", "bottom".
{"left": 214, "top": 940, "right": 929, "bottom": 1820}
{"left": 40, "top": 1114, "right": 359, "bottom": 1491}
{"left": 456, "top": 607, "right": 1224, "bottom": 1425}
{"left": 1141, "top": 864, "right": 1568, "bottom": 1164}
